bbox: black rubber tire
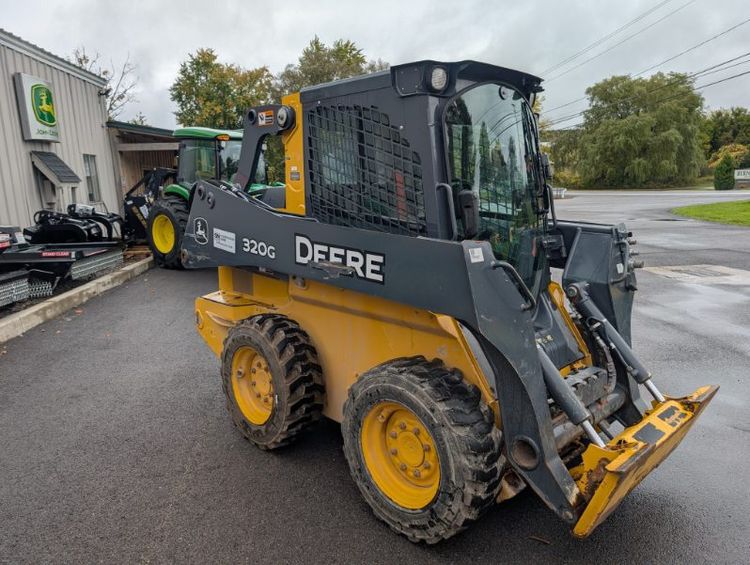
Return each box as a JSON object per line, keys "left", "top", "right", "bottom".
{"left": 221, "top": 314, "right": 325, "bottom": 450}
{"left": 342, "top": 356, "right": 502, "bottom": 544}
{"left": 146, "top": 195, "right": 189, "bottom": 269}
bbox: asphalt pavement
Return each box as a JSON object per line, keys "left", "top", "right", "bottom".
{"left": 1, "top": 190, "right": 749, "bottom": 564}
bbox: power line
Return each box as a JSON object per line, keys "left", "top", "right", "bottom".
{"left": 545, "top": 0, "right": 696, "bottom": 83}
{"left": 545, "top": 18, "right": 750, "bottom": 116}
{"left": 544, "top": 45, "right": 750, "bottom": 121}
{"left": 539, "top": 0, "right": 676, "bottom": 75}
{"left": 544, "top": 95, "right": 588, "bottom": 115}
{"left": 545, "top": 60, "right": 743, "bottom": 127}
{"left": 635, "top": 16, "right": 750, "bottom": 75}
{"left": 548, "top": 67, "right": 750, "bottom": 130}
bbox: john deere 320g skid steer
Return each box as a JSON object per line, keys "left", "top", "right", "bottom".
{"left": 181, "top": 61, "right": 717, "bottom": 543}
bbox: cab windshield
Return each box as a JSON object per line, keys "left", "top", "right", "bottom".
{"left": 445, "top": 82, "right": 545, "bottom": 291}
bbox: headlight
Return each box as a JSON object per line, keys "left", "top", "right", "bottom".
{"left": 430, "top": 66, "right": 448, "bottom": 91}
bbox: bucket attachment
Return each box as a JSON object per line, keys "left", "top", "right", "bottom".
{"left": 571, "top": 384, "right": 718, "bottom": 538}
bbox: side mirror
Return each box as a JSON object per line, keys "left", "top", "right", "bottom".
{"left": 457, "top": 189, "right": 480, "bottom": 239}
{"left": 541, "top": 153, "right": 554, "bottom": 180}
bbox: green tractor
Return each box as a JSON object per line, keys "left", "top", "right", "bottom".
{"left": 147, "top": 127, "right": 251, "bottom": 268}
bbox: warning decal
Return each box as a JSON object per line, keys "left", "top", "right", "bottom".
{"left": 257, "top": 110, "right": 274, "bottom": 126}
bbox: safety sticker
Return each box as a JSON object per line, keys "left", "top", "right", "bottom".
{"left": 469, "top": 247, "right": 484, "bottom": 263}
{"left": 213, "top": 227, "right": 236, "bottom": 254}
{"left": 258, "top": 110, "right": 274, "bottom": 126}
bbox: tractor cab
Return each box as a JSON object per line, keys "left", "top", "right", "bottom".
{"left": 143, "top": 127, "right": 277, "bottom": 268}
{"left": 170, "top": 127, "right": 246, "bottom": 197}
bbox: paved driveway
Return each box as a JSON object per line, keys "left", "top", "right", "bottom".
{"left": 1, "top": 190, "right": 748, "bottom": 563}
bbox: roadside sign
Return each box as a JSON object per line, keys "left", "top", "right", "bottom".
{"left": 734, "top": 169, "right": 750, "bottom": 180}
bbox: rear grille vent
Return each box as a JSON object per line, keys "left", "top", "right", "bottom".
{"left": 306, "top": 105, "right": 426, "bottom": 236}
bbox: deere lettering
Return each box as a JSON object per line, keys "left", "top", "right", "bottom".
{"left": 294, "top": 234, "right": 385, "bottom": 283}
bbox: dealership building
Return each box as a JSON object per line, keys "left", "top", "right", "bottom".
{"left": 0, "top": 29, "right": 132, "bottom": 229}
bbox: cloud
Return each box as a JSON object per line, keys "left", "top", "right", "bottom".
{"left": 1, "top": 0, "right": 747, "bottom": 128}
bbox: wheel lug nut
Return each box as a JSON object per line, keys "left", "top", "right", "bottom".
{"left": 412, "top": 427, "right": 420, "bottom": 435}
{"left": 413, "top": 469, "right": 421, "bottom": 478}
{"left": 255, "top": 393, "right": 261, "bottom": 398}
{"left": 399, "top": 422, "right": 406, "bottom": 430}
{"left": 390, "top": 448, "right": 398, "bottom": 456}
{"left": 251, "top": 368, "right": 256, "bottom": 374}
{"left": 423, "top": 445, "right": 430, "bottom": 452}
{"left": 378, "top": 414, "right": 386, "bottom": 423}
{"left": 400, "top": 463, "right": 407, "bottom": 471}
{"left": 251, "top": 381, "right": 256, "bottom": 386}
{"left": 423, "top": 462, "right": 431, "bottom": 469}
{"left": 389, "top": 431, "right": 397, "bottom": 438}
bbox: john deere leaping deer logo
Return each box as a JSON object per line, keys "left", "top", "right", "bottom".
{"left": 31, "top": 84, "right": 56, "bottom": 127}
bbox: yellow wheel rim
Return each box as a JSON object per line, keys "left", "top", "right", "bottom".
{"left": 361, "top": 401, "right": 440, "bottom": 509}
{"left": 151, "top": 214, "right": 175, "bottom": 254}
{"left": 231, "top": 346, "right": 274, "bottom": 425}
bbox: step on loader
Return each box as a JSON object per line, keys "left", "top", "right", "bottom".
{"left": 180, "top": 60, "right": 717, "bottom": 543}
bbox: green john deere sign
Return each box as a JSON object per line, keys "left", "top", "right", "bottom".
{"left": 31, "top": 84, "right": 56, "bottom": 126}
{"left": 14, "top": 73, "right": 60, "bottom": 142}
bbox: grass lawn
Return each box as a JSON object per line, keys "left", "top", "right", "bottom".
{"left": 672, "top": 199, "right": 750, "bottom": 226}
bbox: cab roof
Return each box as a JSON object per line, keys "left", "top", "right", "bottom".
{"left": 299, "top": 60, "right": 543, "bottom": 103}
{"left": 173, "top": 126, "right": 243, "bottom": 140}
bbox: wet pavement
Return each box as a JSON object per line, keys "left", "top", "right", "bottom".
{"left": 0, "top": 190, "right": 748, "bottom": 563}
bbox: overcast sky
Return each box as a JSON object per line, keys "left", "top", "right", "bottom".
{"left": 2, "top": 0, "right": 748, "bottom": 128}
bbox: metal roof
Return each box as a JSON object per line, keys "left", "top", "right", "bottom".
{"left": 107, "top": 120, "right": 175, "bottom": 138}
{"left": 0, "top": 28, "right": 107, "bottom": 87}
{"left": 173, "top": 126, "right": 243, "bottom": 140}
{"left": 31, "top": 151, "right": 81, "bottom": 184}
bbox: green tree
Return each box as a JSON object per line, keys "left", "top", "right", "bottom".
{"left": 266, "top": 37, "right": 389, "bottom": 181}
{"left": 713, "top": 153, "right": 735, "bottom": 190}
{"left": 577, "top": 73, "right": 704, "bottom": 187}
{"left": 170, "top": 48, "right": 272, "bottom": 128}
{"left": 273, "top": 36, "right": 388, "bottom": 98}
{"left": 702, "top": 107, "right": 750, "bottom": 156}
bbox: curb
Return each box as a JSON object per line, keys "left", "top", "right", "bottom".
{"left": 0, "top": 255, "right": 153, "bottom": 344}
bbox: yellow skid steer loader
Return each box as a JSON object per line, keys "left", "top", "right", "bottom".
{"left": 180, "top": 61, "right": 717, "bottom": 543}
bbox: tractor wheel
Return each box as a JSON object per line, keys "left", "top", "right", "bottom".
{"left": 147, "top": 196, "right": 189, "bottom": 269}
{"left": 342, "top": 357, "right": 502, "bottom": 544}
{"left": 221, "top": 314, "right": 325, "bottom": 450}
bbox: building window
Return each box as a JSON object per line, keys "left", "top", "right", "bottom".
{"left": 83, "top": 154, "right": 101, "bottom": 202}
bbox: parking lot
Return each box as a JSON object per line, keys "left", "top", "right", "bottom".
{"left": 1, "top": 190, "right": 749, "bottom": 564}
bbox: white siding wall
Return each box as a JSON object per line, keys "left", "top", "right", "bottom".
{"left": 0, "top": 37, "right": 118, "bottom": 228}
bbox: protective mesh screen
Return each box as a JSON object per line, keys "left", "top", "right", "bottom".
{"left": 306, "top": 105, "right": 426, "bottom": 236}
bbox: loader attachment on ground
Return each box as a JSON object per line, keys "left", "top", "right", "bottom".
{"left": 571, "top": 384, "right": 718, "bottom": 538}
